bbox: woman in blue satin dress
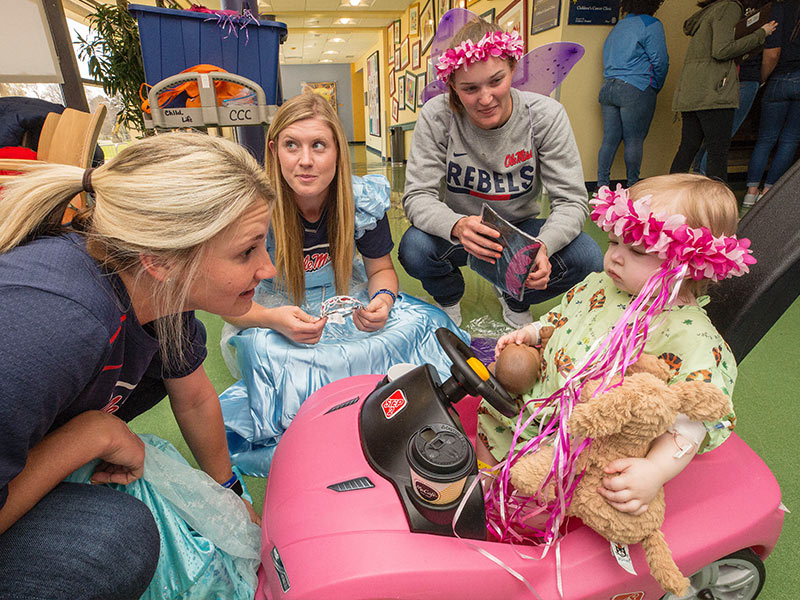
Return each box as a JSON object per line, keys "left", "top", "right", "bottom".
{"left": 219, "top": 92, "right": 467, "bottom": 476}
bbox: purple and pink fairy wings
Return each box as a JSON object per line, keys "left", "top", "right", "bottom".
{"left": 591, "top": 185, "right": 756, "bottom": 282}
{"left": 420, "top": 8, "right": 585, "bottom": 104}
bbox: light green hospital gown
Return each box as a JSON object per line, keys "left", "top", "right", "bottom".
{"left": 478, "top": 272, "right": 737, "bottom": 461}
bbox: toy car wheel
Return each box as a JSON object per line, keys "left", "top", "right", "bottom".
{"left": 660, "top": 548, "right": 766, "bottom": 600}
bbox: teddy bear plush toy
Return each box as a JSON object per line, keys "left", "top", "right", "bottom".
{"left": 509, "top": 354, "right": 732, "bottom": 596}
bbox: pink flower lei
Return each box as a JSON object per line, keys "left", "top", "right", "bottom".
{"left": 435, "top": 30, "right": 525, "bottom": 82}
{"left": 591, "top": 185, "right": 756, "bottom": 282}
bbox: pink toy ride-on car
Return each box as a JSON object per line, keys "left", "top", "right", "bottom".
{"left": 256, "top": 328, "right": 784, "bottom": 600}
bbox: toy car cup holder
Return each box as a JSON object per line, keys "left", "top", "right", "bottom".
{"left": 407, "top": 423, "right": 474, "bottom": 506}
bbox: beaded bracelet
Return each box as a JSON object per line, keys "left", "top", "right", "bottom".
{"left": 371, "top": 288, "right": 396, "bottom": 304}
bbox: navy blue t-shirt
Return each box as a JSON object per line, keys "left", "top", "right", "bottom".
{"left": 767, "top": 0, "right": 800, "bottom": 74}
{"left": 0, "top": 234, "right": 207, "bottom": 509}
{"left": 301, "top": 212, "right": 393, "bottom": 274}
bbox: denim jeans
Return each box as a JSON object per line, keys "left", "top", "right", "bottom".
{"left": 596, "top": 78, "right": 658, "bottom": 188}
{"left": 694, "top": 80, "right": 761, "bottom": 175}
{"left": 747, "top": 71, "right": 800, "bottom": 187}
{"left": 398, "top": 218, "right": 604, "bottom": 311}
{"left": 0, "top": 482, "right": 160, "bottom": 599}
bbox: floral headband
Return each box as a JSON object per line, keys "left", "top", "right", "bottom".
{"left": 590, "top": 185, "right": 756, "bottom": 282}
{"left": 435, "top": 29, "right": 525, "bottom": 82}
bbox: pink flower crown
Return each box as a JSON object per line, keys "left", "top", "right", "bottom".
{"left": 435, "top": 29, "right": 524, "bottom": 82}
{"left": 590, "top": 185, "right": 756, "bottom": 282}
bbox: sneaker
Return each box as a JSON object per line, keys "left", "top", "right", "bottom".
{"left": 437, "top": 301, "right": 462, "bottom": 327}
{"left": 498, "top": 295, "right": 533, "bottom": 329}
{"left": 742, "top": 192, "right": 761, "bottom": 209}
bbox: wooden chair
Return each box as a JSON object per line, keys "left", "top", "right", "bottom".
{"left": 0, "top": 104, "right": 108, "bottom": 222}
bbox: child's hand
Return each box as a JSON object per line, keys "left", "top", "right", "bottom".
{"left": 495, "top": 324, "right": 538, "bottom": 360}
{"left": 598, "top": 431, "right": 698, "bottom": 514}
{"left": 597, "top": 457, "right": 664, "bottom": 515}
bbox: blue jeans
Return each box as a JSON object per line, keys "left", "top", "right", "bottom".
{"left": 694, "top": 80, "right": 761, "bottom": 175}
{"left": 596, "top": 78, "right": 658, "bottom": 188}
{"left": 398, "top": 218, "right": 604, "bottom": 311}
{"left": 0, "top": 482, "right": 160, "bottom": 599}
{"left": 747, "top": 71, "right": 800, "bottom": 187}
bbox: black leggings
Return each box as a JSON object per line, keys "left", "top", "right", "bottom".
{"left": 670, "top": 109, "right": 735, "bottom": 182}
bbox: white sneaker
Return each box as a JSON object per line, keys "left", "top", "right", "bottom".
{"left": 498, "top": 295, "right": 533, "bottom": 329}
{"left": 437, "top": 301, "right": 462, "bottom": 327}
{"left": 742, "top": 192, "right": 761, "bottom": 208}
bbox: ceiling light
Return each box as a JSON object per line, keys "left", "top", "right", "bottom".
{"left": 349, "top": 0, "right": 360, "bottom": 5}
{"left": 321, "top": 59, "right": 332, "bottom": 63}
{"left": 323, "top": 50, "right": 338, "bottom": 54}
{"left": 330, "top": 37, "right": 345, "bottom": 43}
{"left": 338, "top": 17, "right": 353, "bottom": 24}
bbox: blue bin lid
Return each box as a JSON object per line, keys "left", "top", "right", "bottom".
{"left": 128, "top": 4, "right": 287, "bottom": 43}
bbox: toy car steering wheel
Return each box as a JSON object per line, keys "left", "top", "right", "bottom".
{"left": 435, "top": 328, "right": 518, "bottom": 418}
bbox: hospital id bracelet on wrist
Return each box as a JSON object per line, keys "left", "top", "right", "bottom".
{"left": 222, "top": 473, "right": 244, "bottom": 497}
{"left": 371, "top": 288, "right": 396, "bottom": 305}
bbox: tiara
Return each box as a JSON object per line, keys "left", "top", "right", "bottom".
{"left": 435, "top": 29, "right": 525, "bottom": 82}
{"left": 590, "top": 185, "right": 756, "bottom": 282}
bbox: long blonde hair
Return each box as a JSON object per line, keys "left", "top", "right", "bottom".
{"left": 266, "top": 92, "right": 354, "bottom": 305}
{"left": 0, "top": 132, "right": 274, "bottom": 367}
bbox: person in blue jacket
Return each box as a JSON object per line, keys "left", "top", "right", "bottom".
{"left": 597, "top": 0, "right": 669, "bottom": 188}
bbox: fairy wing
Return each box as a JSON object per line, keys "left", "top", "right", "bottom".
{"left": 420, "top": 8, "right": 479, "bottom": 104}
{"left": 510, "top": 42, "right": 585, "bottom": 97}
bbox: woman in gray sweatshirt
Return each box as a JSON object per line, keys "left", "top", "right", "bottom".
{"left": 398, "top": 19, "right": 603, "bottom": 328}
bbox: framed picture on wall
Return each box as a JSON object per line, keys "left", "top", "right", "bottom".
{"left": 531, "top": 0, "right": 561, "bottom": 34}
{"left": 416, "top": 72, "right": 427, "bottom": 107}
{"left": 568, "top": 0, "right": 619, "bottom": 25}
{"left": 454, "top": 0, "right": 467, "bottom": 8}
{"left": 437, "top": 0, "right": 450, "bottom": 21}
{"left": 398, "top": 72, "right": 406, "bottom": 110}
{"left": 392, "top": 97, "right": 399, "bottom": 121}
{"left": 481, "top": 8, "right": 496, "bottom": 22}
{"left": 301, "top": 81, "right": 337, "bottom": 113}
{"left": 389, "top": 67, "right": 396, "bottom": 95}
{"left": 366, "top": 51, "right": 381, "bottom": 137}
{"left": 387, "top": 22, "right": 395, "bottom": 51}
{"left": 406, "top": 71, "right": 417, "bottom": 112}
{"left": 400, "top": 36, "right": 410, "bottom": 69}
{"left": 393, "top": 19, "right": 401, "bottom": 44}
{"left": 388, "top": 46, "right": 394, "bottom": 65}
{"left": 497, "top": 0, "right": 528, "bottom": 52}
{"left": 394, "top": 47, "right": 401, "bottom": 67}
{"left": 412, "top": 39, "right": 422, "bottom": 70}
{"left": 409, "top": 2, "right": 420, "bottom": 36}
{"left": 427, "top": 56, "right": 435, "bottom": 82}
{"left": 420, "top": 0, "right": 436, "bottom": 54}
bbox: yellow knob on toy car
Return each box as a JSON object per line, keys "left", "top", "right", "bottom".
{"left": 467, "top": 357, "right": 490, "bottom": 381}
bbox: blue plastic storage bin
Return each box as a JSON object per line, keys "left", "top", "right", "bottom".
{"left": 129, "top": 4, "right": 287, "bottom": 105}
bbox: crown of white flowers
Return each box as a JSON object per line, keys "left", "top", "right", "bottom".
{"left": 590, "top": 185, "right": 756, "bottom": 282}
{"left": 435, "top": 29, "right": 524, "bottom": 82}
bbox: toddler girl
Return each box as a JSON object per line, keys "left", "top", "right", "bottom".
{"left": 478, "top": 173, "right": 753, "bottom": 520}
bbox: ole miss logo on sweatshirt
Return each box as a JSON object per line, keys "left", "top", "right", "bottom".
{"left": 446, "top": 146, "right": 534, "bottom": 201}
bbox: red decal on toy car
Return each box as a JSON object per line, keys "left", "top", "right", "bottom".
{"left": 610, "top": 592, "right": 644, "bottom": 600}
{"left": 381, "top": 390, "right": 407, "bottom": 419}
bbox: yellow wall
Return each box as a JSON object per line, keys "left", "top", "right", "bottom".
{"left": 351, "top": 0, "right": 699, "bottom": 177}
{"left": 351, "top": 63, "right": 366, "bottom": 143}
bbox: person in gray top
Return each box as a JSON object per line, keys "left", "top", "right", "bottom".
{"left": 398, "top": 19, "right": 603, "bottom": 328}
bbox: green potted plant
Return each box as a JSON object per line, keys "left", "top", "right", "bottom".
{"left": 76, "top": 0, "right": 181, "bottom": 135}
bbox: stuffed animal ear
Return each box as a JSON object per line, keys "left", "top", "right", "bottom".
{"left": 671, "top": 381, "right": 731, "bottom": 423}
{"left": 625, "top": 354, "right": 671, "bottom": 382}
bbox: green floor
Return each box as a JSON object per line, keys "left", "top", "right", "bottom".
{"left": 131, "top": 148, "right": 797, "bottom": 598}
